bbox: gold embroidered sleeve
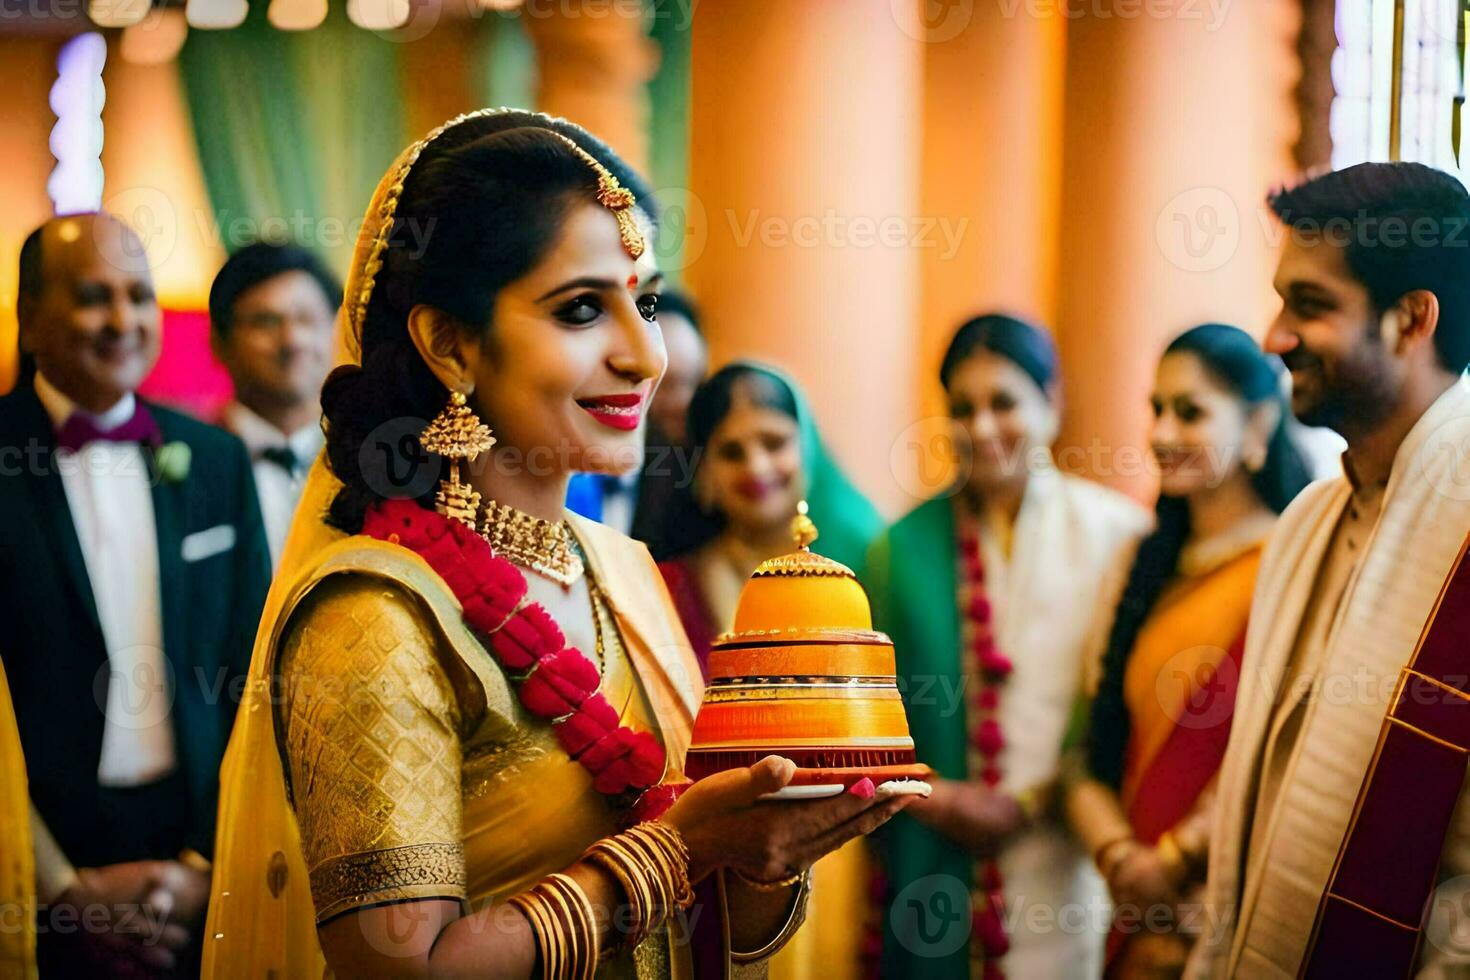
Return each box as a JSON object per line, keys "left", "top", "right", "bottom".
{"left": 278, "top": 576, "right": 467, "bottom": 923}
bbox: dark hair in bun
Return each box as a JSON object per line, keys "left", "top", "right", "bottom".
{"left": 320, "top": 112, "right": 655, "bottom": 532}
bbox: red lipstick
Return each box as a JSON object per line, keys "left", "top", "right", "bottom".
{"left": 578, "top": 392, "right": 645, "bottom": 431}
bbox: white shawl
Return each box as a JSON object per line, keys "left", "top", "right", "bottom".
{"left": 988, "top": 464, "right": 1151, "bottom": 978}
{"left": 1189, "top": 376, "right": 1470, "bottom": 979}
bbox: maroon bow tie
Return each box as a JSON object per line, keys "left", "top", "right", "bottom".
{"left": 55, "top": 403, "right": 161, "bottom": 452}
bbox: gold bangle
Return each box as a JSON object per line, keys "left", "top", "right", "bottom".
{"left": 1156, "top": 831, "right": 1188, "bottom": 888}
{"left": 638, "top": 822, "right": 694, "bottom": 908}
{"left": 730, "top": 867, "right": 804, "bottom": 892}
{"left": 584, "top": 835, "right": 663, "bottom": 948}
{"left": 725, "top": 867, "right": 813, "bottom": 962}
{"left": 511, "top": 885, "right": 571, "bottom": 979}
{"left": 177, "top": 848, "right": 212, "bottom": 875}
{"left": 543, "top": 874, "right": 598, "bottom": 980}
{"left": 584, "top": 847, "right": 647, "bottom": 950}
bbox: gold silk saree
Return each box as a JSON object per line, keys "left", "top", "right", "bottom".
{"left": 203, "top": 109, "right": 750, "bottom": 979}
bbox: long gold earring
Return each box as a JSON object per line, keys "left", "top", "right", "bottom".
{"left": 420, "top": 389, "right": 496, "bottom": 528}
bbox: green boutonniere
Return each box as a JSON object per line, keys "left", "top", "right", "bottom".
{"left": 154, "top": 441, "right": 192, "bottom": 484}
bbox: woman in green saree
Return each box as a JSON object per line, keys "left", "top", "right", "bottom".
{"left": 867, "top": 314, "right": 1150, "bottom": 979}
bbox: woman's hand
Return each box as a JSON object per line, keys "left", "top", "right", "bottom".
{"left": 662, "top": 756, "right": 917, "bottom": 884}
{"left": 1107, "top": 844, "right": 1179, "bottom": 910}
{"left": 905, "top": 778, "right": 1023, "bottom": 858}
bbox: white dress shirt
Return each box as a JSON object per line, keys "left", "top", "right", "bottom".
{"left": 35, "top": 372, "right": 176, "bottom": 787}
{"left": 220, "top": 401, "right": 322, "bottom": 569}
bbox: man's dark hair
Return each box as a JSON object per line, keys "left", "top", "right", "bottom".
{"left": 18, "top": 224, "right": 45, "bottom": 303}
{"left": 656, "top": 288, "right": 701, "bottom": 335}
{"left": 208, "top": 241, "right": 342, "bottom": 339}
{"left": 1268, "top": 161, "right": 1470, "bottom": 372}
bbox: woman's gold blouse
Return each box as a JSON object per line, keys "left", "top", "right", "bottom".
{"left": 278, "top": 578, "right": 472, "bottom": 921}
{"left": 276, "top": 571, "right": 658, "bottom": 928}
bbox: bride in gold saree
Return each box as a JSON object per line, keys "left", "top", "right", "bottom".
{"left": 201, "top": 109, "right": 913, "bottom": 979}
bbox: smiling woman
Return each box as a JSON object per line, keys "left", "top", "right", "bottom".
{"left": 203, "top": 110, "right": 916, "bottom": 980}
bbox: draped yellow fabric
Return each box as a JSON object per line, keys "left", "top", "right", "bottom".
{"left": 202, "top": 481, "right": 705, "bottom": 978}
{"left": 0, "top": 657, "right": 36, "bottom": 980}
{"left": 1120, "top": 547, "right": 1262, "bottom": 807}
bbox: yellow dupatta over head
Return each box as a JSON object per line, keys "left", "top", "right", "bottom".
{"left": 201, "top": 109, "right": 703, "bottom": 979}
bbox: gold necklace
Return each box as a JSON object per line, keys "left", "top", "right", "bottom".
{"left": 479, "top": 499, "right": 585, "bottom": 588}
{"left": 586, "top": 577, "right": 607, "bottom": 675}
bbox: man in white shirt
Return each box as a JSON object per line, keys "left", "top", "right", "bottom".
{"left": 208, "top": 241, "right": 339, "bottom": 568}
{"left": 0, "top": 212, "right": 271, "bottom": 976}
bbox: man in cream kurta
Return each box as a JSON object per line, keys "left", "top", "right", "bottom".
{"left": 1189, "top": 163, "right": 1470, "bottom": 977}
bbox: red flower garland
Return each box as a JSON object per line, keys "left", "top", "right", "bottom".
{"left": 961, "top": 525, "right": 1013, "bottom": 980}
{"left": 362, "top": 499, "right": 677, "bottom": 809}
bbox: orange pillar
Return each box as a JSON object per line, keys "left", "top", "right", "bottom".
{"left": 101, "top": 57, "right": 226, "bottom": 311}
{"left": 910, "top": 6, "right": 1068, "bottom": 503}
{"left": 0, "top": 37, "right": 62, "bottom": 397}
{"left": 523, "top": 0, "right": 657, "bottom": 177}
{"left": 686, "top": 0, "right": 922, "bottom": 516}
{"left": 1054, "top": 0, "right": 1301, "bottom": 502}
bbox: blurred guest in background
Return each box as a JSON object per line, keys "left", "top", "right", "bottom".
{"left": 867, "top": 313, "right": 1151, "bottom": 979}
{"left": 1067, "top": 324, "right": 1310, "bottom": 977}
{"left": 0, "top": 213, "right": 271, "bottom": 976}
{"left": 567, "top": 287, "right": 708, "bottom": 557}
{"left": 658, "top": 360, "right": 880, "bottom": 672}
{"left": 659, "top": 361, "right": 882, "bottom": 980}
{"left": 210, "top": 241, "right": 340, "bottom": 568}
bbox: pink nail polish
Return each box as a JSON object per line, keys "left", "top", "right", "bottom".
{"left": 847, "top": 777, "right": 876, "bottom": 799}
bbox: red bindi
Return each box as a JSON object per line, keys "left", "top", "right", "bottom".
{"left": 627, "top": 273, "right": 639, "bottom": 288}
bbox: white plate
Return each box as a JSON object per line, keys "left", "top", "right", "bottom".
{"left": 759, "top": 779, "right": 933, "bottom": 801}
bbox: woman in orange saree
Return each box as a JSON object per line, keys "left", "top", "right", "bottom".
{"left": 1067, "top": 324, "right": 1311, "bottom": 977}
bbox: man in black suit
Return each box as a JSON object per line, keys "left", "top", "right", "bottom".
{"left": 0, "top": 212, "right": 270, "bottom": 975}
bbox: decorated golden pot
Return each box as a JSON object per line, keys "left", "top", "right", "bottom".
{"left": 685, "top": 505, "right": 929, "bottom": 788}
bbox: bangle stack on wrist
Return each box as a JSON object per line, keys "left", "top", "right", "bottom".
{"left": 579, "top": 820, "right": 694, "bottom": 953}
{"left": 509, "top": 873, "right": 599, "bottom": 980}
{"left": 511, "top": 821, "right": 693, "bottom": 978}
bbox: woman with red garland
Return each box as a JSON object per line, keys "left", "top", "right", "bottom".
{"left": 201, "top": 109, "right": 915, "bottom": 980}
{"left": 865, "top": 314, "right": 1150, "bottom": 979}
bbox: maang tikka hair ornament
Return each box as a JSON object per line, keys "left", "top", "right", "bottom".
{"left": 421, "top": 389, "right": 496, "bottom": 528}
{"left": 550, "top": 132, "right": 647, "bottom": 260}
{"left": 348, "top": 109, "right": 649, "bottom": 348}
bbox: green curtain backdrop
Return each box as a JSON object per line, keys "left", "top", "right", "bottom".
{"left": 474, "top": 10, "right": 536, "bottom": 112}
{"left": 178, "top": 0, "right": 689, "bottom": 277}
{"left": 178, "top": 2, "right": 407, "bottom": 274}
{"left": 646, "top": 0, "right": 691, "bottom": 278}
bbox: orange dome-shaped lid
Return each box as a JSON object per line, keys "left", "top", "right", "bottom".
{"left": 727, "top": 502, "right": 875, "bottom": 636}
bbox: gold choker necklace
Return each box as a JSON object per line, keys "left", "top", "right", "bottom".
{"left": 480, "top": 500, "right": 585, "bottom": 588}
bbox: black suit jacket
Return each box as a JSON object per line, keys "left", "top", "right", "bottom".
{"left": 0, "top": 382, "right": 271, "bottom": 866}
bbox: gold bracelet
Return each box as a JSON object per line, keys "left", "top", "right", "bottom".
{"left": 508, "top": 889, "right": 560, "bottom": 979}
{"left": 1156, "top": 831, "right": 1189, "bottom": 888}
{"left": 583, "top": 846, "right": 647, "bottom": 950}
{"left": 725, "top": 867, "right": 813, "bottom": 963}
{"left": 730, "top": 867, "right": 804, "bottom": 892}
{"left": 638, "top": 822, "right": 694, "bottom": 908}
{"left": 543, "top": 874, "right": 598, "bottom": 980}
{"left": 177, "top": 848, "right": 212, "bottom": 875}
{"left": 581, "top": 822, "right": 693, "bottom": 952}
